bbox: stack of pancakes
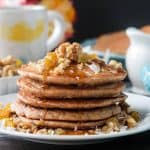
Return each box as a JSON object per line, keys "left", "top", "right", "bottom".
{"left": 12, "top": 43, "right": 127, "bottom": 130}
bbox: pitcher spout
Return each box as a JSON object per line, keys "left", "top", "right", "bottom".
{"left": 126, "top": 27, "right": 142, "bottom": 36}
{"left": 126, "top": 27, "right": 150, "bottom": 45}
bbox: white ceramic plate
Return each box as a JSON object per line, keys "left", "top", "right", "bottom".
{"left": 0, "top": 92, "right": 150, "bottom": 145}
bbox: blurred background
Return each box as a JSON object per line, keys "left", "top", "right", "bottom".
{"left": 1, "top": 0, "right": 150, "bottom": 60}
{"left": 1, "top": 0, "right": 150, "bottom": 42}
{"left": 1, "top": 0, "right": 150, "bottom": 95}
{"left": 72, "top": 0, "right": 150, "bottom": 42}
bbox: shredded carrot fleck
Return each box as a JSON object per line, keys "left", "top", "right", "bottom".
{"left": 4, "top": 118, "right": 14, "bottom": 127}
{"left": 0, "top": 103, "right": 12, "bottom": 119}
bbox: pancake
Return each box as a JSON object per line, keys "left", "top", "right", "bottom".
{"left": 18, "top": 91, "right": 126, "bottom": 109}
{"left": 12, "top": 101, "right": 121, "bottom": 121}
{"left": 17, "top": 116, "right": 105, "bottom": 129}
{"left": 18, "top": 65, "right": 126, "bottom": 86}
{"left": 17, "top": 77, "right": 125, "bottom": 98}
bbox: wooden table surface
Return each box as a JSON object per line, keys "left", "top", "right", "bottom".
{"left": 0, "top": 131, "right": 150, "bottom": 150}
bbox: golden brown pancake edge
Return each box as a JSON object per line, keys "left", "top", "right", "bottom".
{"left": 12, "top": 100, "right": 121, "bottom": 121}
{"left": 18, "top": 91, "right": 127, "bottom": 109}
{"left": 17, "top": 77, "right": 125, "bottom": 98}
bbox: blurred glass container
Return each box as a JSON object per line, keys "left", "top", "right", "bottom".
{"left": 141, "top": 65, "right": 150, "bottom": 94}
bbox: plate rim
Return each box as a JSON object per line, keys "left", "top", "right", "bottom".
{"left": 0, "top": 124, "right": 149, "bottom": 141}
{"left": 0, "top": 92, "right": 150, "bottom": 142}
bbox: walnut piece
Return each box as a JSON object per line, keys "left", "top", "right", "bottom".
{"left": 130, "top": 111, "right": 140, "bottom": 122}
{"left": 0, "top": 56, "right": 22, "bottom": 77}
{"left": 56, "top": 42, "right": 82, "bottom": 62}
{"left": 36, "top": 128, "right": 48, "bottom": 134}
{"left": 55, "top": 128, "right": 65, "bottom": 135}
{"left": 126, "top": 116, "right": 137, "bottom": 128}
{"left": 109, "top": 60, "right": 123, "bottom": 69}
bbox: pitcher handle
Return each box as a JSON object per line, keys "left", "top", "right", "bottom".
{"left": 46, "top": 11, "right": 66, "bottom": 51}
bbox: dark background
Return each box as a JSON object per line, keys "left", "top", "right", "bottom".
{"left": 72, "top": 0, "right": 150, "bottom": 42}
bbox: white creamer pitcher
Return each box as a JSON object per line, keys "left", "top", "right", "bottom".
{"left": 126, "top": 27, "right": 150, "bottom": 95}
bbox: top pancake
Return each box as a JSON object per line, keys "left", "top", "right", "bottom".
{"left": 18, "top": 42, "right": 126, "bottom": 86}
{"left": 18, "top": 64, "right": 126, "bottom": 86}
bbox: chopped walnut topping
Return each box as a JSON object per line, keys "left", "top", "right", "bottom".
{"left": 101, "top": 125, "right": 113, "bottom": 133}
{"left": 0, "top": 56, "right": 16, "bottom": 66}
{"left": 36, "top": 128, "right": 48, "bottom": 134}
{"left": 53, "top": 59, "right": 71, "bottom": 75}
{"left": 42, "top": 42, "right": 103, "bottom": 76}
{"left": 0, "top": 56, "right": 22, "bottom": 77}
{"left": 109, "top": 60, "right": 123, "bottom": 69}
{"left": 56, "top": 42, "right": 82, "bottom": 62}
{"left": 101, "top": 117, "right": 120, "bottom": 133}
{"left": 55, "top": 128, "right": 66, "bottom": 135}
{"left": 29, "top": 60, "right": 44, "bottom": 74}
{"left": 27, "top": 43, "right": 125, "bottom": 77}
{"left": 106, "top": 117, "right": 120, "bottom": 131}
{"left": 55, "top": 42, "right": 70, "bottom": 58}
{"left": 78, "top": 53, "right": 98, "bottom": 63}
{"left": 130, "top": 111, "right": 140, "bottom": 122}
{"left": 126, "top": 116, "right": 137, "bottom": 128}
{"left": 77, "top": 63, "right": 84, "bottom": 70}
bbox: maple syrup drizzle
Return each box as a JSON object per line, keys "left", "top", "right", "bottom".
{"left": 64, "top": 66, "right": 86, "bottom": 79}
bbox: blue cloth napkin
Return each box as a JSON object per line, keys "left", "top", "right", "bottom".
{"left": 141, "top": 65, "right": 150, "bottom": 92}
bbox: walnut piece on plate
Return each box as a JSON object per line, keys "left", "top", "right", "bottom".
{"left": 0, "top": 56, "right": 22, "bottom": 77}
